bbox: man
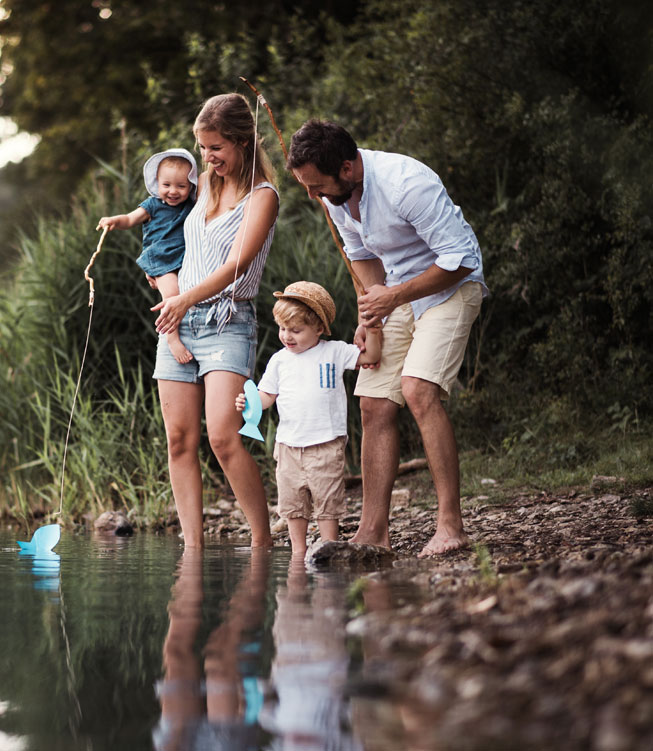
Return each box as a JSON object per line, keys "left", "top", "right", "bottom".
{"left": 287, "top": 120, "right": 487, "bottom": 555}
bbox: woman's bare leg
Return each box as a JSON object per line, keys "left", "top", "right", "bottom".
{"left": 158, "top": 379, "right": 205, "bottom": 547}
{"left": 204, "top": 370, "right": 273, "bottom": 548}
{"left": 156, "top": 272, "right": 193, "bottom": 364}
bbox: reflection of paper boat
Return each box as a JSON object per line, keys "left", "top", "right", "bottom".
{"left": 18, "top": 549, "right": 61, "bottom": 592}
{"left": 30, "top": 552, "right": 61, "bottom": 591}
{"left": 238, "top": 379, "right": 264, "bottom": 442}
{"left": 16, "top": 523, "right": 61, "bottom": 554}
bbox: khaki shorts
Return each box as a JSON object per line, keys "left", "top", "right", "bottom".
{"left": 355, "top": 282, "right": 483, "bottom": 406}
{"left": 273, "top": 436, "right": 347, "bottom": 520}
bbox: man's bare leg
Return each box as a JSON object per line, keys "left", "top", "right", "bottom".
{"left": 402, "top": 376, "right": 469, "bottom": 555}
{"left": 351, "top": 396, "right": 400, "bottom": 548}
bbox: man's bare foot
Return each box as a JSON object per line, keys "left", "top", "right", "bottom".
{"left": 350, "top": 529, "right": 392, "bottom": 549}
{"left": 417, "top": 526, "right": 469, "bottom": 557}
{"left": 167, "top": 334, "right": 193, "bottom": 364}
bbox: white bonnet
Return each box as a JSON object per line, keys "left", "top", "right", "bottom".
{"left": 142, "top": 148, "right": 198, "bottom": 199}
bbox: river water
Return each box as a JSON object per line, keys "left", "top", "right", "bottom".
{"left": 0, "top": 527, "right": 422, "bottom": 751}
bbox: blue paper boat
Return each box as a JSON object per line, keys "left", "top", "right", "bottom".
{"left": 16, "top": 523, "right": 61, "bottom": 554}
{"left": 238, "top": 379, "right": 264, "bottom": 441}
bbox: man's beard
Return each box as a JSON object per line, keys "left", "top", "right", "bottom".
{"left": 321, "top": 178, "right": 356, "bottom": 205}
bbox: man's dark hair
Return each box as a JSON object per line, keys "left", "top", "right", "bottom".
{"left": 286, "top": 120, "right": 358, "bottom": 178}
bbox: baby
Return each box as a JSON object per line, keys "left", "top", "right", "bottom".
{"left": 97, "top": 148, "right": 198, "bottom": 363}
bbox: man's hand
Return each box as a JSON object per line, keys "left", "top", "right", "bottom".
{"left": 358, "top": 284, "right": 398, "bottom": 327}
{"left": 235, "top": 393, "right": 246, "bottom": 412}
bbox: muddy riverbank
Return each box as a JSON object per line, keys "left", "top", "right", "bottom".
{"left": 207, "top": 471, "right": 653, "bottom": 751}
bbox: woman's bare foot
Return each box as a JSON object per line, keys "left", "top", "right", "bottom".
{"left": 167, "top": 333, "right": 193, "bottom": 364}
{"left": 250, "top": 534, "right": 274, "bottom": 549}
{"left": 417, "top": 525, "right": 469, "bottom": 557}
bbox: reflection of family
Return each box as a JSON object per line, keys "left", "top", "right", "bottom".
{"left": 100, "top": 93, "right": 486, "bottom": 557}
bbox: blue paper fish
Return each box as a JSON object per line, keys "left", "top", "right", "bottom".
{"left": 238, "top": 379, "right": 264, "bottom": 442}
{"left": 16, "top": 523, "right": 61, "bottom": 554}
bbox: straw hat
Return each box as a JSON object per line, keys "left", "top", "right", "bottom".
{"left": 273, "top": 281, "right": 336, "bottom": 335}
{"left": 142, "top": 148, "right": 198, "bottom": 199}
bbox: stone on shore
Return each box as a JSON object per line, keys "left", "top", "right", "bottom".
{"left": 94, "top": 511, "right": 134, "bottom": 536}
{"left": 305, "top": 540, "right": 396, "bottom": 569}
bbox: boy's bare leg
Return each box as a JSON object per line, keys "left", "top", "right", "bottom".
{"left": 287, "top": 517, "right": 309, "bottom": 558}
{"left": 402, "top": 376, "right": 469, "bottom": 556}
{"left": 156, "top": 272, "right": 193, "bottom": 364}
{"left": 317, "top": 518, "right": 338, "bottom": 542}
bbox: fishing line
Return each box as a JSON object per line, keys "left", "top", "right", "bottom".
{"left": 228, "top": 93, "right": 260, "bottom": 315}
{"left": 56, "top": 227, "right": 108, "bottom": 518}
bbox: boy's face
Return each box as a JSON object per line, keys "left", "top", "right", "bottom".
{"left": 277, "top": 320, "right": 323, "bottom": 354}
{"left": 157, "top": 163, "right": 192, "bottom": 206}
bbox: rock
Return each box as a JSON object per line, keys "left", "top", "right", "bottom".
{"left": 305, "top": 540, "right": 396, "bottom": 569}
{"left": 391, "top": 488, "right": 411, "bottom": 507}
{"left": 271, "top": 517, "right": 288, "bottom": 534}
{"left": 94, "top": 511, "right": 134, "bottom": 536}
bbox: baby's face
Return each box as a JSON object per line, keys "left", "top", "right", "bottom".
{"left": 157, "top": 163, "right": 192, "bottom": 206}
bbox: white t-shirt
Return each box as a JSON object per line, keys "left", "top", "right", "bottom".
{"left": 257, "top": 339, "right": 361, "bottom": 448}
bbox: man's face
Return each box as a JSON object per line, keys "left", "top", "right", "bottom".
{"left": 292, "top": 163, "right": 356, "bottom": 205}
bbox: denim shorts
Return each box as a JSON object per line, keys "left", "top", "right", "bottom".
{"left": 153, "top": 300, "right": 257, "bottom": 383}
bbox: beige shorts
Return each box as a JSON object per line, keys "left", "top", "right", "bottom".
{"left": 273, "top": 436, "right": 347, "bottom": 520}
{"left": 355, "top": 281, "right": 483, "bottom": 405}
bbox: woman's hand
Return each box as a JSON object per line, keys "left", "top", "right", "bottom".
{"left": 235, "top": 392, "right": 246, "bottom": 412}
{"left": 151, "top": 294, "right": 191, "bottom": 334}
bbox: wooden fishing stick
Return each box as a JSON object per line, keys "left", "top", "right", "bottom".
{"left": 239, "top": 76, "right": 365, "bottom": 297}
{"left": 84, "top": 227, "right": 109, "bottom": 306}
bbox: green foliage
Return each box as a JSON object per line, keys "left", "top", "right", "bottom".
{"left": 2, "top": 0, "right": 652, "bottom": 519}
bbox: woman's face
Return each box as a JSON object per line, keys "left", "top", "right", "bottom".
{"left": 196, "top": 129, "right": 244, "bottom": 178}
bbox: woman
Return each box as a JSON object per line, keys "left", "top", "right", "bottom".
{"left": 152, "top": 93, "right": 278, "bottom": 548}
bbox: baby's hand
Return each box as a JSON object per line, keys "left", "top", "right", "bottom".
{"left": 96, "top": 216, "right": 117, "bottom": 231}
{"left": 235, "top": 393, "right": 246, "bottom": 412}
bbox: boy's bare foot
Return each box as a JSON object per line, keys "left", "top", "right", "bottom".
{"left": 417, "top": 526, "right": 469, "bottom": 557}
{"left": 167, "top": 334, "right": 193, "bottom": 364}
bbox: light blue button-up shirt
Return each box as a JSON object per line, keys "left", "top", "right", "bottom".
{"left": 325, "top": 149, "right": 488, "bottom": 320}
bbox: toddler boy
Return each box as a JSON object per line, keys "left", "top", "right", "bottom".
{"left": 236, "top": 281, "right": 381, "bottom": 557}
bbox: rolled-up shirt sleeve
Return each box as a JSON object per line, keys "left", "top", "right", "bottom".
{"left": 398, "top": 171, "right": 480, "bottom": 272}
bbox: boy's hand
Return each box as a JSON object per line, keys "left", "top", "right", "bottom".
{"left": 235, "top": 393, "right": 246, "bottom": 412}
{"left": 355, "top": 324, "right": 382, "bottom": 369}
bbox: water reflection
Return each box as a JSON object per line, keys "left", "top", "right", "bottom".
{"left": 154, "top": 548, "right": 269, "bottom": 750}
{"left": 259, "top": 558, "right": 362, "bottom": 751}
{"left": 18, "top": 550, "right": 61, "bottom": 594}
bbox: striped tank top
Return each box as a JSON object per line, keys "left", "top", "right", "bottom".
{"left": 179, "top": 180, "right": 278, "bottom": 333}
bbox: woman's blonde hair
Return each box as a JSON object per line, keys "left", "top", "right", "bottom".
{"left": 193, "top": 93, "right": 276, "bottom": 214}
